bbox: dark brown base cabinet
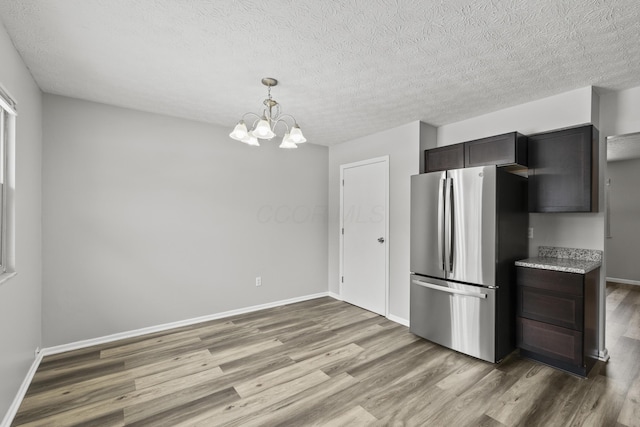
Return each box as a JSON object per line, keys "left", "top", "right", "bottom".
{"left": 516, "top": 266, "right": 599, "bottom": 377}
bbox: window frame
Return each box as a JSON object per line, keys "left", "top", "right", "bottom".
{"left": 0, "top": 84, "right": 17, "bottom": 284}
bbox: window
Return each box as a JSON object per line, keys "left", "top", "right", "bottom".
{"left": 0, "top": 85, "right": 16, "bottom": 281}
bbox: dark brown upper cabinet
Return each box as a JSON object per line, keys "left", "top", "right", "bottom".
{"left": 424, "top": 131, "right": 527, "bottom": 174}
{"left": 424, "top": 144, "right": 464, "bottom": 172}
{"left": 528, "top": 125, "right": 599, "bottom": 213}
{"left": 464, "top": 132, "right": 528, "bottom": 168}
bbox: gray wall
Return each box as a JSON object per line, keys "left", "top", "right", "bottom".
{"left": 328, "top": 121, "right": 423, "bottom": 323}
{"left": 0, "top": 21, "right": 43, "bottom": 420}
{"left": 42, "top": 94, "right": 328, "bottom": 347}
{"left": 601, "top": 85, "right": 640, "bottom": 284}
{"left": 606, "top": 158, "right": 640, "bottom": 282}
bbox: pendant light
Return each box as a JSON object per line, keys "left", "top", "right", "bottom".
{"left": 229, "top": 78, "right": 307, "bottom": 148}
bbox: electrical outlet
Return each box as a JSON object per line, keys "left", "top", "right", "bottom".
{"left": 528, "top": 227, "right": 534, "bottom": 239}
{"left": 255, "top": 276, "right": 262, "bottom": 287}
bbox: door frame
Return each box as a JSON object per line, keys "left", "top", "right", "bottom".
{"left": 339, "top": 155, "right": 390, "bottom": 317}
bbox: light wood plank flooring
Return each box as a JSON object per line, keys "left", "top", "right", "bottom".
{"left": 11, "top": 282, "right": 640, "bottom": 426}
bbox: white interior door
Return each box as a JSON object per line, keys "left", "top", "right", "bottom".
{"left": 340, "top": 157, "right": 388, "bottom": 316}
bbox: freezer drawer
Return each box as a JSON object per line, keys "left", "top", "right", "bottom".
{"left": 410, "top": 275, "right": 496, "bottom": 362}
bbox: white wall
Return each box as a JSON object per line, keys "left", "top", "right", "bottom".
{"left": 419, "top": 121, "right": 438, "bottom": 173}
{"left": 42, "top": 94, "right": 328, "bottom": 347}
{"left": 600, "top": 85, "right": 640, "bottom": 284}
{"left": 328, "top": 121, "right": 427, "bottom": 323}
{"left": 437, "top": 87, "right": 593, "bottom": 146}
{"left": 437, "top": 86, "right": 607, "bottom": 354}
{"left": 0, "top": 22, "right": 42, "bottom": 421}
{"left": 600, "top": 86, "right": 640, "bottom": 137}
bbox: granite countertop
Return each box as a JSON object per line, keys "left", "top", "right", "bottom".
{"left": 515, "top": 246, "right": 603, "bottom": 274}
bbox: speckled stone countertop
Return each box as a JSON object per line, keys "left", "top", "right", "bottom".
{"left": 515, "top": 246, "right": 603, "bottom": 274}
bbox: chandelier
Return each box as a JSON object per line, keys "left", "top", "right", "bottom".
{"left": 229, "top": 78, "right": 307, "bottom": 149}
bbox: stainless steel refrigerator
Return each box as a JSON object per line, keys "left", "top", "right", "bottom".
{"left": 410, "top": 165, "right": 527, "bottom": 363}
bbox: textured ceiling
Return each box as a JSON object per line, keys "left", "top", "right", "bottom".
{"left": 1, "top": 0, "right": 639, "bottom": 146}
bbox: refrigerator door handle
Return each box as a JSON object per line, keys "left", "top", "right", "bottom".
{"left": 438, "top": 177, "right": 446, "bottom": 272}
{"left": 449, "top": 176, "right": 455, "bottom": 273}
{"left": 444, "top": 177, "right": 454, "bottom": 274}
{"left": 411, "top": 279, "right": 488, "bottom": 299}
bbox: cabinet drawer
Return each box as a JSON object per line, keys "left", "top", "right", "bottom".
{"left": 425, "top": 144, "right": 464, "bottom": 172}
{"left": 517, "top": 317, "right": 582, "bottom": 366}
{"left": 517, "top": 267, "right": 583, "bottom": 296}
{"left": 517, "top": 286, "right": 583, "bottom": 330}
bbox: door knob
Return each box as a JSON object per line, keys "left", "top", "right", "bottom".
{"left": 378, "top": 237, "right": 385, "bottom": 243}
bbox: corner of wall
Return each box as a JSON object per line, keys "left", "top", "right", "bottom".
{"left": 0, "top": 17, "right": 44, "bottom": 423}
{"left": 419, "top": 122, "right": 437, "bottom": 174}
{"left": 590, "top": 87, "right": 601, "bottom": 129}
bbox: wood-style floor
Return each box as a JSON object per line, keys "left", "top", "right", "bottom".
{"left": 11, "top": 282, "right": 640, "bottom": 426}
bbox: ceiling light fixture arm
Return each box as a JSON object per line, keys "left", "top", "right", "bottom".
{"left": 237, "top": 112, "right": 263, "bottom": 130}
{"left": 270, "top": 113, "right": 298, "bottom": 133}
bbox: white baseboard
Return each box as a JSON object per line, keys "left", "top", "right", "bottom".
{"left": 2, "top": 291, "right": 408, "bottom": 425}
{"left": 598, "top": 348, "right": 610, "bottom": 362}
{"left": 1, "top": 349, "right": 44, "bottom": 427}
{"left": 606, "top": 277, "right": 640, "bottom": 286}
{"left": 328, "top": 291, "right": 342, "bottom": 301}
{"left": 326, "top": 292, "right": 408, "bottom": 327}
{"left": 3, "top": 292, "right": 333, "bottom": 426}
{"left": 41, "top": 292, "right": 329, "bottom": 357}
{"left": 387, "top": 313, "right": 410, "bottom": 327}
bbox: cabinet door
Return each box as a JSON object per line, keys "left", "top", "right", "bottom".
{"left": 528, "top": 125, "right": 598, "bottom": 212}
{"left": 425, "top": 144, "right": 464, "bottom": 172}
{"left": 464, "top": 132, "right": 527, "bottom": 167}
{"left": 517, "top": 317, "right": 582, "bottom": 366}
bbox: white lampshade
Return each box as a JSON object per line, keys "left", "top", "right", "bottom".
{"left": 289, "top": 124, "right": 307, "bottom": 143}
{"left": 242, "top": 133, "right": 260, "bottom": 146}
{"left": 229, "top": 120, "right": 248, "bottom": 141}
{"left": 252, "top": 117, "right": 276, "bottom": 140}
{"left": 279, "top": 133, "right": 298, "bottom": 149}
